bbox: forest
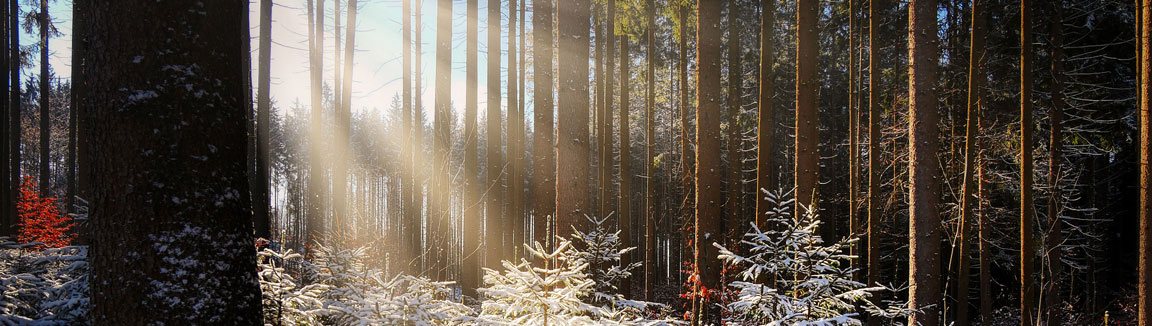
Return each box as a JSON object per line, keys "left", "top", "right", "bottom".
{"left": 0, "top": 0, "right": 1149, "bottom": 325}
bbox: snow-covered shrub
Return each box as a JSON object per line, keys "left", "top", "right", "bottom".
{"left": 0, "top": 238, "right": 88, "bottom": 325}
{"left": 571, "top": 214, "right": 639, "bottom": 305}
{"left": 258, "top": 246, "right": 329, "bottom": 326}
{"left": 571, "top": 215, "right": 666, "bottom": 319}
{"left": 335, "top": 274, "right": 473, "bottom": 325}
{"left": 308, "top": 243, "right": 471, "bottom": 325}
{"left": 477, "top": 240, "right": 601, "bottom": 325}
{"left": 715, "top": 188, "right": 879, "bottom": 326}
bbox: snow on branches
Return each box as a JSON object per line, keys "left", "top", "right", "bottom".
{"left": 715, "top": 188, "right": 894, "bottom": 326}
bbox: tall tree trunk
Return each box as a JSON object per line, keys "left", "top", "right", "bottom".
{"left": 83, "top": 1, "right": 262, "bottom": 322}
{"left": 517, "top": 0, "right": 526, "bottom": 260}
{"left": 795, "top": 0, "right": 818, "bottom": 215}
{"left": 725, "top": 0, "right": 743, "bottom": 244}
{"left": 907, "top": 0, "right": 941, "bottom": 325}
{"left": 618, "top": 35, "right": 633, "bottom": 298}
{"left": 252, "top": 0, "right": 273, "bottom": 240}
{"left": 866, "top": 1, "right": 883, "bottom": 325}
{"left": 1044, "top": 2, "right": 1064, "bottom": 325}
{"left": 486, "top": 0, "right": 504, "bottom": 268}
{"left": 679, "top": 6, "right": 693, "bottom": 292}
{"left": 7, "top": 0, "right": 16, "bottom": 239}
{"left": 38, "top": 0, "right": 48, "bottom": 198}
{"left": 332, "top": 0, "right": 354, "bottom": 243}
{"left": 1020, "top": 1, "right": 1036, "bottom": 324}
{"left": 602, "top": 0, "right": 616, "bottom": 220}
{"left": 1138, "top": 0, "right": 1151, "bottom": 325}
{"left": 507, "top": 0, "right": 521, "bottom": 262}
{"left": 434, "top": 0, "right": 450, "bottom": 279}
{"left": 848, "top": 0, "right": 859, "bottom": 278}
{"left": 463, "top": 0, "right": 481, "bottom": 299}
{"left": 958, "top": 1, "right": 986, "bottom": 325}
{"left": 402, "top": 0, "right": 418, "bottom": 273}
{"left": 695, "top": 0, "right": 723, "bottom": 322}
{"left": 307, "top": 0, "right": 327, "bottom": 246}
{"left": 334, "top": 0, "right": 342, "bottom": 115}
{"left": 414, "top": 0, "right": 426, "bottom": 271}
{"left": 531, "top": 0, "right": 554, "bottom": 260}
{"left": 755, "top": 0, "right": 775, "bottom": 228}
{"left": 594, "top": 1, "right": 606, "bottom": 220}
{"left": 555, "top": 0, "right": 590, "bottom": 236}
{"left": 0, "top": 0, "right": 8, "bottom": 236}
{"left": 644, "top": 0, "right": 657, "bottom": 302}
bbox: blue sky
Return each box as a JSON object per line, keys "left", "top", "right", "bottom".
{"left": 36, "top": 0, "right": 525, "bottom": 124}
{"left": 252, "top": 0, "right": 520, "bottom": 123}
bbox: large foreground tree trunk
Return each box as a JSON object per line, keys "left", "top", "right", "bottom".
{"left": 907, "top": 0, "right": 941, "bottom": 325}
{"left": 83, "top": 1, "right": 262, "bottom": 323}
{"left": 556, "top": 0, "right": 591, "bottom": 234}
{"left": 531, "top": 0, "right": 555, "bottom": 258}
{"left": 695, "top": 0, "right": 722, "bottom": 323}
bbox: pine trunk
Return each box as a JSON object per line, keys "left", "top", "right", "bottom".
{"left": 795, "top": 0, "right": 818, "bottom": 214}
{"left": 556, "top": 0, "right": 591, "bottom": 236}
{"left": 1138, "top": 0, "right": 1151, "bottom": 325}
{"left": 83, "top": 1, "right": 262, "bottom": 322}
{"left": 486, "top": 0, "right": 504, "bottom": 268}
{"left": 755, "top": 0, "right": 775, "bottom": 228}
{"left": 907, "top": 0, "right": 941, "bottom": 325}
{"left": 307, "top": 0, "right": 327, "bottom": 246}
{"left": 252, "top": 0, "right": 273, "bottom": 240}
{"left": 531, "top": 0, "right": 555, "bottom": 260}
{"left": 958, "top": 1, "right": 986, "bottom": 325}
{"left": 644, "top": 0, "right": 657, "bottom": 302}
{"left": 1020, "top": 1, "right": 1036, "bottom": 324}
{"left": 38, "top": 0, "right": 49, "bottom": 197}
{"left": 463, "top": 0, "right": 481, "bottom": 298}
{"left": 866, "top": 1, "right": 883, "bottom": 325}
{"left": 618, "top": 36, "right": 633, "bottom": 298}
{"left": 695, "top": 0, "right": 723, "bottom": 322}
{"left": 434, "top": 0, "right": 451, "bottom": 278}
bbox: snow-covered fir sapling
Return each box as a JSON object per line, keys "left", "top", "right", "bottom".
{"left": 571, "top": 214, "right": 665, "bottom": 316}
{"left": 715, "top": 188, "right": 885, "bottom": 326}
{"left": 477, "top": 240, "right": 601, "bottom": 325}
{"left": 257, "top": 244, "right": 329, "bottom": 326}
{"left": 0, "top": 238, "right": 89, "bottom": 325}
{"left": 307, "top": 243, "right": 471, "bottom": 325}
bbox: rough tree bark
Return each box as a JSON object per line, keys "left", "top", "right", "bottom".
{"left": 556, "top": 0, "right": 591, "bottom": 235}
{"left": 907, "top": 0, "right": 941, "bottom": 325}
{"left": 531, "top": 0, "right": 555, "bottom": 258}
{"left": 755, "top": 0, "right": 775, "bottom": 228}
{"left": 252, "top": 0, "right": 273, "bottom": 240}
{"left": 795, "top": 0, "right": 819, "bottom": 215}
{"left": 463, "top": 0, "right": 481, "bottom": 299}
{"left": 1138, "top": 1, "right": 1151, "bottom": 325}
{"left": 83, "top": 1, "right": 262, "bottom": 323}
{"left": 696, "top": 0, "right": 723, "bottom": 322}
{"left": 486, "top": 0, "right": 504, "bottom": 268}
